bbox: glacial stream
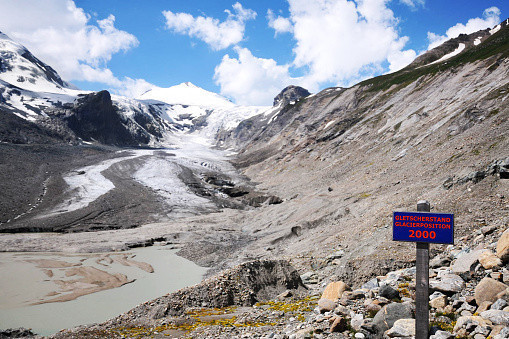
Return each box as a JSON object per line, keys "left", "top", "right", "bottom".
{"left": 0, "top": 246, "right": 207, "bottom": 336}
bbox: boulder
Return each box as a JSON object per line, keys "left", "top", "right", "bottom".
{"left": 451, "top": 249, "right": 485, "bottom": 275}
{"left": 492, "top": 299, "right": 508, "bottom": 310}
{"left": 479, "top": 250, "right": 502, "bottom": 269}
{"left": 480, "top": 310, "right": 509, "bottom": 326}
{"left": 362, "top": 277, "right": 379, "bottom": 290}
{"left": 476, "top": 301, "right": 493, "bottom": 314}
{"left": 300, "top": 271, "right": 318, "bottom": 284}
{"left": 453, "top": 316, "right": 492, "bottom": 332}
{"left": 492, "top": 326, "right": 509, "bottom": 339}
{"left": 430, "top": 274, "right": 465, "bottom": 294}
{"left": 330, "top": 316, "right": 347, "bottom": 332}
{"left": 317, "top": 298, "right": 337, "bottom": 313}
{"left": 430, "top": 295, "right": 447, "bottom": 309}
{"left": 379, "top": 284, "right": 400, "bottom": 300}
{"left": 386, "top": 318, "right": 415, "bottom": 338}
{"left": 372, "top": 302, "right": 414, "bottom": 334}
{"left": 321, "top": 281, "right": 349, "bottom": 301}
{"left": 497, "top": 230, "right": 509, "bottom": 262}
{"left": 475, "top": 278, "right": 509, "bottom": 305}
{"left": 429, "top": 330, "right": 454, "bottom": 339}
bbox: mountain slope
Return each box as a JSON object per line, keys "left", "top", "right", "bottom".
{"left": 211, "top": 20, "right": 509, "bottom": 282}
{"left": 0, "top": 32, "right": 75, "bottom": 93}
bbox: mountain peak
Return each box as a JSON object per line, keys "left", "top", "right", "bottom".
{"left": 138, "top": 83, "right": 235, "bottom": 108}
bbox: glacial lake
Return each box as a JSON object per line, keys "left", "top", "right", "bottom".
{"left": 0, "top": 246, "right": 207, "bottom": 336}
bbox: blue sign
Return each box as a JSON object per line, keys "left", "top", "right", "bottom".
{"left": 393, "top": 211, "right": 454, "bottom": 244}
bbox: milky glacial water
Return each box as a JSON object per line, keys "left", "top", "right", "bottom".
{"left": 0, "top": 246, "right": 207, "bottom": 336}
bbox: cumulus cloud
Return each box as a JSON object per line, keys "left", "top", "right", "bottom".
{"left": 267, "top": 9, "right": 293, "bottom": 35}
{"left": 163, "top": 2, "right": 256, "bottom": 50}
{"left": 427, "top": 7, "right": 501, "bottom": 50}
{"left": 219, "top": 0, "right": 417, "bottom": 105}
{"left": 0, "top": 0, "right": 149, "bottom": 97}
{"left": 214, "top": 47, "right": 304, "bottom": 106}
{"left": 399, "top": 0, "right": 425, "bottom": 9}
{"left": 289, "top": 0, "right": 416, "bottom": 85}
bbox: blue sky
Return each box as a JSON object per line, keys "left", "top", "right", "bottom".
{"left": 0, "top": 0, "right": 508, "bottom": 105}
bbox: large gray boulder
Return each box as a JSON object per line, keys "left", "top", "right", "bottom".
{"left": 372, "top": 302, "right": 414, "bottom": 334}
{"left": 480, "top": 310, "right": 509, "bottom": 326}
{"left": 430, "top": 274, "right": 465, "bottom": 294}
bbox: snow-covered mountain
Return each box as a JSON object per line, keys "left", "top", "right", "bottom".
{"left": 0, "top": 32, "right": 76, "bottom": 94}
{"left": 0, "top": 32, "right": 271, "bottom": 146}
{"left": 138, "top": 82, "right": 235, "bottom": 108}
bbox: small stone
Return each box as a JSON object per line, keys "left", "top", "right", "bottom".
{"left": 475, "top": 278, "right": 509, "bottom": 305}
{"left": 354, "top": 333, "right": 366, "bottom": 339}
{"left": 318, "top": 298, "right": 337, "bottom": 313}
{"left": 479, "top": 251, "right": 502, "bottom": 269}
{"left": 329, "top": 316, "right": 347, "bottom": 332}
{"left": 429, "top": 330, "right": 454, "bottom": 339}
{"left": 476, "top": 301, "right": 493, "bottom": 314}
{"left": 362, "top": 278, "right": 379, "bottom": 290}
{"left": 480, "top": 310, "right": 509, "bottom": 326}
{"left": 366, "top": 303, "right": 382, "bottom": 315}
{"left": 351, "top": 289, "right": 367, "bottom": 299}
{"left": 430, "top": 296, "right": 447, "bottom": 309}
{"left": 386, "top": 318, "right": 415, "bottom": 337}
{"left": 492, "top": 299, "right": 508, "bottom": 310}
{"left": 301, "top": 272, "right": 319, "bottom": 284}
{"left": 481, "top": 225, "right": 497, "bottom": 235}
{"left": 379, "top": 285, "right": 400, "bottom": 299}
{"left": 430, "top": 256, "right": 451, "bottom": 268}
{"left": 430, "top": 291, "right": 445, "bottom": 300}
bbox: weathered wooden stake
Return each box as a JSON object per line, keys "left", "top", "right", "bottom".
{"left": 416, "top": 200, "right": 430, "bottom": 339}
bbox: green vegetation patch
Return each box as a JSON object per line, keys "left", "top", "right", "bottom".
{"left": 359, "top": 24, "right": 509, "bottom": 93}
{"left": 255, "top": 295, "right": 319, "bottom": 322}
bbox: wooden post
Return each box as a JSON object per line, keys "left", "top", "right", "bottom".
{"left": 416, "top": 200, "right": 430, "bottom": 339}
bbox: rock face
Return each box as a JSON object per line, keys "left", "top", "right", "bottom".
{"left": 63, "top": 91, "right": 150, "bottom": 146}
{"left": 273, "top": 85, "right": 311, "bottom": 107}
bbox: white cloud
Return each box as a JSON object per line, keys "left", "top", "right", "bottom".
{"left": 216, "top": 0, "right": 419, "bottom": 105}
{"left": 289, "top": 0, "right": 416, "bottom": 85}
{"left": 267, "top": 9, "right": 293, "bottom": 35}
{"left": 399, "top": 0, "right": 425, "bottom": 9}
{"left": 427, "top": 7, "right": 501, "bottom": 50}
{"left": 0, "top": 0, "right": 148, "bottom": 97}
{"left": 214, "top": 47, "right": 303, "bottom": 106}
{"left": 163, "top": 2, "right": 256, "bottom": 51}
{"left": 388, "top": 48, "right": 417, "bottom": 73}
